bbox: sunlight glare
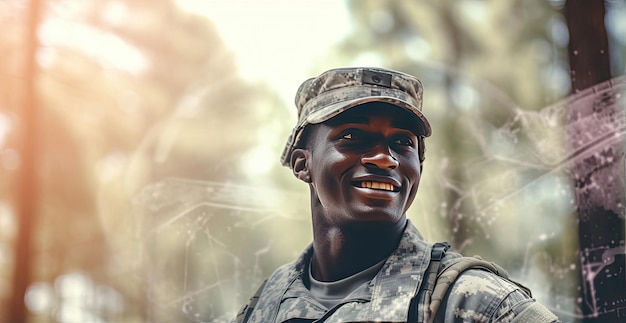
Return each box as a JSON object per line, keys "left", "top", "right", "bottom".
{"left": 174, "top": 0, "right": 351, "bottom": 105}
{"left": 25, "top": 282, "right": 56, "bottom": 315}
{"left": 240, "top": 145, "right": 274, "bottom": 178}
{"left": 39, "top": 17, "right": 149, "bottom": 75}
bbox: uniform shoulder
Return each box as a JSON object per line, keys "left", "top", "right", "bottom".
{"left": 432, "top": 251, "right": 552, "bottom": 322}
{"left": 440, "top": 265, "right": 537, "bottom": 322}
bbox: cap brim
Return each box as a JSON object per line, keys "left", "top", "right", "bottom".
{"left": 304, "top": 96, "right": 432, "bottom": 137}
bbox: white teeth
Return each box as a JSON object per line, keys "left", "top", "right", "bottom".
{"left": 360, "top": 181, "right": 395, "bottom": 191}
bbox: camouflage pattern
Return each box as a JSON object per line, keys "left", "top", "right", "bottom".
{"left": 235, "top": 221, "right": 559, "bottom": 322}
{"left": 281, "top": 67, "right": 432, "bottom": 167}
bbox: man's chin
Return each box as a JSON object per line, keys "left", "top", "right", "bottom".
{"left": 346, "top": 205, "right": 405, "bottom": 224}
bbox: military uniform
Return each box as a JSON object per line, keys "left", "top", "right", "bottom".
{"left": 237, "top": 221, "right": 559, "bottom": 322}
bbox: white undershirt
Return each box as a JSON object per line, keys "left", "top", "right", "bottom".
{"left": 308, "top": 258, "right": 387, "bottom": 309}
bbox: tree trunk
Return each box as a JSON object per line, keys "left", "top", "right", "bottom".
{"left": 564, "top": 1, "right": 626, "bottom": 322}
{"left": 9, "top": 0, "right": 42, "bottom": 322}
{"left": 565, "top": 0, "right": 611, "bottom": 93}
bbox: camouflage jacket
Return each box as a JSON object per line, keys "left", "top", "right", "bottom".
{"left": 237, "top": 222, "right": 558, "bottom": 322}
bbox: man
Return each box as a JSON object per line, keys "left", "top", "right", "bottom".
{"left": 234, "top": 67, "right": 560, "bottom": 322}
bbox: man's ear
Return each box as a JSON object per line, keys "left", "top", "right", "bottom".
{"left": 290, "top": 148, "right": 311, "bottom": 183}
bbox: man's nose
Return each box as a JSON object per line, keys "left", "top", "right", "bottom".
{"left": 361, "top": 150, "right": 399, "bottom": 169}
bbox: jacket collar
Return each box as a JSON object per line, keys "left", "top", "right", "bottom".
{"left": 249, "top": 220, "right": 432, "bottom": 322}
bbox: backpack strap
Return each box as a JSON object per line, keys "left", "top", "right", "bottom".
{"left": 408, "top": 242, "right": 534, "bottom": 323}
{"left": 426, "top": 256, "right": 528, "bottom": 322}
{"left": 234, "top": 279, "right": 267, "bottom": 323}
{"left": 407, "top": 242, "right": 450, "bottom": 323}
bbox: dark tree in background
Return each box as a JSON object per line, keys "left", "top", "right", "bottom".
{"left": 565, "top": 0, "right": 611, "bottom": 93}
{"left": 564, "top": 1, "right": 626, "bottom": 322}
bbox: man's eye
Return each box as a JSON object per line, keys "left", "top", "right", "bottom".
{"left": 341, "top": 132, "right": 360, "bottom": 140}
{"left": 394, "top": 136, "right": 414, "bottom": 146}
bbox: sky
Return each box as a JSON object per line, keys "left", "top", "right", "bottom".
{"left": 174, "top": 0, "right": 352, "bottom": 107}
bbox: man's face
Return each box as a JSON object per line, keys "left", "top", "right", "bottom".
{"left": 304, "top": 102, "right": 423, "bottom": 226}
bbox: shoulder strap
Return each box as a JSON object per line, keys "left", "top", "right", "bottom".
{"left": 409, "top": 242, "right": 533, "bottom": 323}
{"left": 408, "top": 242, "right": 450, "bottom": 323}
{"left": 428, "top": 256, "right": 531, "bottom": 321}
{"left": 234, "top": 279, "right": 268, "bottom": 323}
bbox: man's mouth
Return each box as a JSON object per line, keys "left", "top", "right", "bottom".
{"left": 358, "top": 181, "right": 399, "bottom": 192}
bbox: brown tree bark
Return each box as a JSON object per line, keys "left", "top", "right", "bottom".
{"left": 565, "top": 0, "right": 611, "bottom": 92}
{"left": 9, "top": 0, "right": 42, "bottom": 322}
{"left": 564, "top": 1, "right": 626, "bottom": 322}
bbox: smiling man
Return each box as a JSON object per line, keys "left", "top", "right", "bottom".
{"left": 233, "top": 67, "right": 559, "bottom": 322}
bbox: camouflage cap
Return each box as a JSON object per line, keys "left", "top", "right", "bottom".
{"left": 280, "top": 67, "right": 431, "bottom": 167}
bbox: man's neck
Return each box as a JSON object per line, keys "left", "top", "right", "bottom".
{"left": 310, "top": 218, "right": 407, "bottom": 282}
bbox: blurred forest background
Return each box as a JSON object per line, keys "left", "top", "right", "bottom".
{"left": 1, "top": 0, "right": 625, "bottom": 322}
